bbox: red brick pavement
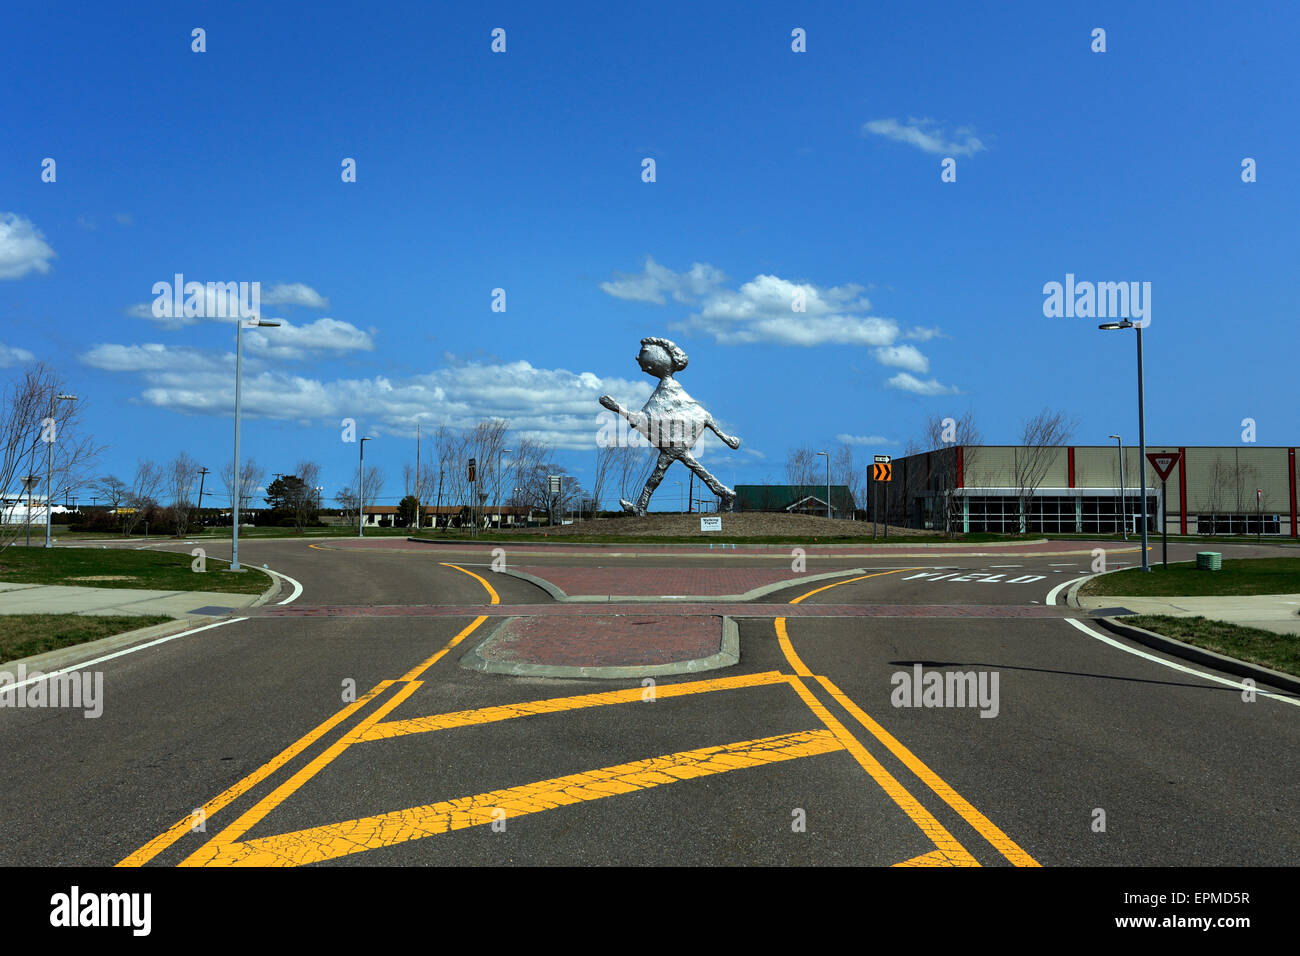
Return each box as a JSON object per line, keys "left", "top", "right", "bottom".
{"left": 259, "top": 603, "right": 1077, "bottom": 619}
{"left": 513, "top": 565, "right": 820, "bottom": 597}
{"left": 477, "top": 615, "right": 721, "bottom": 667}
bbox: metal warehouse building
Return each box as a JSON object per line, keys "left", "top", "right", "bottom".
{"left": 881, "top": 445, "right": 1299, "bottom": 537}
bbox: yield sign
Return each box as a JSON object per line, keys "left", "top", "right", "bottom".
{"left": 1146, "top": 452, "right": 1181, "bottom": 482}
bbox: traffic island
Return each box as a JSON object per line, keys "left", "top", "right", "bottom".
{"left": 460, "top": 614, "right": 740, "bottom": 678}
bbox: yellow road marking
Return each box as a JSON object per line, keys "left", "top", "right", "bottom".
{"left": 893, "top": 849, "right": 971, "bottom": 867}
{"left": 814, "top": 673, "right": 1040, "bottom": 867}
{"left": 179, "top": 679, "right": 427, "bottom": 867}
{"left": 397, "top": 615, "right": 490, "bottom": 682}
{"left": 439, "top": 562, "right": 500, "bottom": 605}
{"left": 362, "top": 671, "right": 789, "bottom": 741}
{"left": 779, "top": 572, "right": 1041, "bottom": 868}
{"left": 181, "top": 730, "right": 845, "bottom": 866}
{"left": 782, "top": 673, "right": 978, "bottom": 866}
{"left": 116, "top": 679, "right": 396, "bottom": 867}
{"left": 788, "top": 567, "right": 924, "bottom": 605}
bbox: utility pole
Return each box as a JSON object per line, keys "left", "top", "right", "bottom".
{"left": 414, "top": 423, "right": 421, "bottom": 531}
{"left": 196, "top": 467, "right": 210, "bottom": 531}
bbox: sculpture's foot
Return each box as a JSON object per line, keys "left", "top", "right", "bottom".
{"left": 619, "top": 498, "right": 646, "bottom": 517}
{"left": 720, "top": 491, "right": 737, "bottom": 513}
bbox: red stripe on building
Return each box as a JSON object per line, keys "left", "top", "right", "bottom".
{"left": 1290, "top": 448, "right": 1297, "bottom": 538}
{"left": 956, "top": 446, "right": 964, "bottom": 489}
{"left": 1067, "top": 447, "right": 1075, "bottom": 488}
{"left": 1178, "top": 447, "right": 1187, "bottom": 535}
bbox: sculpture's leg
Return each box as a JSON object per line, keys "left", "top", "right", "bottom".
{"left": 627, "top": 451, "right": 674, "bottom": 516}
{"left": 679, "top": 452, "right": 737, "bottom": 511}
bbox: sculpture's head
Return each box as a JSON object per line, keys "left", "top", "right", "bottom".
{"left": 636, "top": 336, "right": 688, "bottom": 378}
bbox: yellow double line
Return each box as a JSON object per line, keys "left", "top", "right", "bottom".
{"left": 776, "top": 569, "right": 1039, "bottom": 867}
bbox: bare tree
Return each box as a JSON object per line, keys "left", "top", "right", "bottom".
{"left": 833, "top": 444, "right": 862, "bottom": 516}
{"left": 913, "top": 412, "right": 983, "bottom": 534}
{"left": 0, "top": 362, "right": 102, "bottom": 549}
{"left": 221, "top": 458, "right": 265, "bottom": 520}
{"left": 293, "top": 460, "right": 323, "bottom": 531}
{"left": 336, "top": 486, "right": 358, "bottom": 526}
{"left": 92, "top": 475, "right": 129, "bottom": 511}
{"left": 785, "top": 446, "right": 818, "bottom": 488}
{"left": 164, "top": 452, "right": 200, "bottom": 537}
{"left": 122, "top": 459, "right": 164, "bottom": 536}
{"left": 1012, "top": 408, "right": 1077, "bottom": 534}
{"left": 592, "top": 442, "right": 615, "bottom": 516}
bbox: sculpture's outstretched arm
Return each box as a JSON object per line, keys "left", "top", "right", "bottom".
{"left": 600, "top": 394, "right": 647, "bottom": 432}
{"left": 706, "top": 416, "right": 741, "bottom": 450}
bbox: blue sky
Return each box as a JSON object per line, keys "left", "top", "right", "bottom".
{"left": 3, "top": 1, "right": 1296, "bottom": 508}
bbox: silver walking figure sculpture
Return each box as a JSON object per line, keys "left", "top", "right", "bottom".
{"left": 599, "top": 336, "right": 741, "bottom": 516}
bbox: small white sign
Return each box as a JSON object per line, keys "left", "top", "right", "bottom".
{"left": 700, "top": 516, "right": 722, "bottom": 531}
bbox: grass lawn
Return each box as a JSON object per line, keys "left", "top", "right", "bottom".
{"left": 0, "top": 547, "right": 270, "bottom": 594}
{"left": 0, "top": 614, "right": 173, "bottom": 665}
{"left": 1080, "top": 557, "right": 1300, "bottom": 597}
{"left": 1125, "top": 615, "right": 1300, "bottom": 678}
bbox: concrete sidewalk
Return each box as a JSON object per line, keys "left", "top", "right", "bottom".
{"left": 1077, "top": 592, "right": 1300, "bottom": 635}
{"left": 0, "top": 581, "right": 266, "bottom": 620}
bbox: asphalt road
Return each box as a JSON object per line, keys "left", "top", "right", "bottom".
{"left": 1, "top": 535, "right": 1295, "bottom": 867}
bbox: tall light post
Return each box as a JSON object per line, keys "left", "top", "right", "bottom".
{"left": 358, "top": 435, "right": 374, "bottom": 536}
{"left": 815, "top": 450, "right": 830, "bottom": 519}
{"left": 414, "top": 423, "right": 421, "bottom": 531}
{"left": 1099, "top": 320, "right": 1149, "bottom": 571}
{"left": 44, "top": 393, "right": 77, "bottom": 547}
{"left": 673, "top": 480, "right": 682, "bottom": 513}
{"left": 231, "top": 317, "right": 280, "bottom": 572}
{"left": 1108, "top": 434, "right": 1126, "bottom": 540}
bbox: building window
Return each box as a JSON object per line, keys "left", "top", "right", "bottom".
{"left": 1197, "top": 514, "right": 1280, "bottom": 535}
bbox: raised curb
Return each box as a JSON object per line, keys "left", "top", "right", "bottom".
{"left": 493, "top": 566, "right": 867, "bottom": 603}
{"left": 460, "top": 615, "right": 741, "bottom": 679}
{"left": 1096, "top": 617, "right": 1300, "bottom": 695}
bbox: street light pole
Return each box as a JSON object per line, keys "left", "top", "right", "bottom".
{"left": 816, "top": 450, "right": 829, "bottom": 519}
{"left": 1100, "top": 320, "right": 1149, "bottom": 571}
{"left": 44, "top": 393, "right": 77, "bottom": 547}
{"left": 1109, "top": 434, "right": 1126, "bottom": 541}
{"left": 358, "top": 436, "right": 373, "bottom": 537}
{"left": 231, "top": 317, "right": 280, "bottom": 572}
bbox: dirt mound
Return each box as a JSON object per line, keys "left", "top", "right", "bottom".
{"left": 509, "top": 512, "right": 937, "bottom": 539}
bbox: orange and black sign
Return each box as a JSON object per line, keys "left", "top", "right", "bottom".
{"left": 872, "top": 463, "right": 892, "bottom": 482}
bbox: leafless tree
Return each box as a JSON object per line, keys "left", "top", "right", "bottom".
{"left": 92, "top": 475, "right": 129, "bottom": 511}
{"left": 0, "top": 362, "right": 102, "bottom": 549}
{"left": 833, "top": 444, "right": 862, "bottom": 515}
{"left": 913, "top": 412, "right": 983, "bottom": 534}
{"left": 221, "top": 458, "right": 265, "bottom": 519}
{"left": 361, "top": 465, "right": 385, "bottom": 512}
{"left": 164, "top": 451, "right": 200, "bottom": 537}
{"left": 785, "top": 446, "right": 818, "bottom": 488}
{"left": 592, "top": 442, "right": 615, "bottom": 516}
{"left": 336, "top": 486, "right": 358, "bottom": 526}
{"left": 123, "top": 459, "right": 164, "bottom": 536}
{"left": 1013, "top": 408, "right": 1077, "bottom": 534}
{"left": 293, "top": 460, "right": 323, "bottom": 531}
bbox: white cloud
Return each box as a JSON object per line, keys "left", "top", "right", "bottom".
{"left": 885, "top": 372, "right": 960, "bottom": 396}
{"left": 862, "top": 117, "right": 987, "bottom": 157}
{"left": 0, "top": 213, "right": 56, "bottom": 279}
{"left": 903, "top": 326, "right": 946, "bottom": 341}
{"left": 871, "top": 344, "right": 929, "bottom": 373}
{"left": 79, "top": 342, "right": 222, "bottom": 373}
{"left": 0, "top": 343, "right": 36, "bottom": 367}
{"left": 79, "top": 344, "right": 654, "bottom": 451}
{"left": 260, "top": 282, "right": 330, "bottom": 309}
{"left": 600, "top": 256, "right": 727, "bottom": 305}
{"left": 836, "top": 433, "right": 898, "bottom": 446}
{"left": 244, "top": 318, "right": 374, "bottom": 359}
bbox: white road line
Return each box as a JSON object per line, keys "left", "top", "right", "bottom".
{"left": 1049, "top": 563, "right": 1078, "bottom": 567}
{"left": 0, "top": 617, "right": 247, "bottom": 696}
{"left": 1064, "top": 618, "right": 1298, "bottom": 707}
{"left": 988, "top": 564, "right": 1022, "bottom": 568}
{"left": 260, "top": 566, "right": 304, "bottom": 605}
{"left": 1046, "top": 574, "right": 1090, "bottom": 606}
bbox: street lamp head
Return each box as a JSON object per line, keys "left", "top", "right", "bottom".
{"left": 1097, "top": 320, "right": 1133, "bottom": 331}
{"left": 1109, "top": 434, "right": 1121, "bottom": 440}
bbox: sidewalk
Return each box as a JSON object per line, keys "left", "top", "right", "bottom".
{"left": 1076, "top": 592, "right": 1300, "bottom": 636}
{"left": 0, "top": 581, "right": 266, "bottom": 620}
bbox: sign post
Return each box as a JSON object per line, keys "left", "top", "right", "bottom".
{"left": 548, "top": 474, "right": 561, "bottom": 527}
{"left": 1146, "top": 452, "right": 1181, "bottom": 570}
{"left": 1257, "top": 488, "right": 1263, "bottom": 544}
{"left": 468, "top": 458, "right": 477, "bottom": 538}
{"left": 873, "top": 457, "right": 892, "bottom": 540}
